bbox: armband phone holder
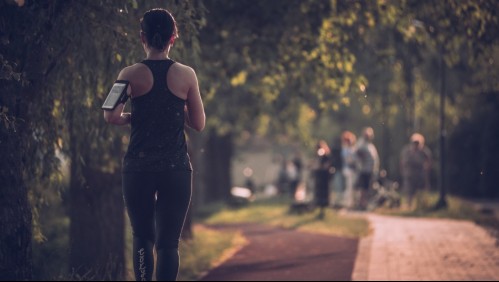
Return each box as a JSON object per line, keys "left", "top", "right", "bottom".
{"left": 101, "top": 80, "right": 130, "bottom": 111}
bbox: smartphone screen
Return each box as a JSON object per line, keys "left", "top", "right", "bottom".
{"left": 102, "top": 81, "right": 128, "bottom": 110}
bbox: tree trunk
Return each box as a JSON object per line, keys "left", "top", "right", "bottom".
{"left": 182, "top": 128, "right": 206, "bottom": 239}
{"left": 68, "top": 163, "right": 125, "bottom": 280}
{"left": 0, "top": 4, "right": 52, "bottom": 278}
{"left": 0, "top": 26, "right": 43, "bottom": 279}
{"left": 403, "top": 57, "right": 415, "bottom": 137}
{"left": 435, "top": 52, "right": 448, "bottom": 209}
{"left": 0, "top": 127, "right": 33, "bottom": 281}
{"left": 187, "top": 128, "right": 207, "bottom": 207}
{"left": 204, "top": 131, "right": 233, "bottom": 203}
{"left": 380, "top": 84, "right": 389, "bottom": 172}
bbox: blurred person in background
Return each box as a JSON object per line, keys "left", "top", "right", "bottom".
{"left": 355, "top": 127, "right": 380, "bottom": 210}
{"left": 330, "top": 136, "right": 344, "bottom": 209}
{"left": 290, "top": 151, "right": 304, "bottom": 199}
{"left": 314, "top": 140, "right": 333, "bottom": 219}
{"left": 400, "top": 133, "right": 432, "bottom": 210}
{"left": 276, "top": 155, "right": 290, "bottom": 196}
{"left": 341, "top": 131, "right": 358, "bottom": 210}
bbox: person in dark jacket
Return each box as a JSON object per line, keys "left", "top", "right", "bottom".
{"left": 400, "top": 133, "right": 432, "bottom": 209}
{"left": 314, "top": 140, "right": 333, "bottom": 219}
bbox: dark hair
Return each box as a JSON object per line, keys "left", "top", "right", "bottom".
{"left": 140, "top": 8, "right": 178, "bottom": 51}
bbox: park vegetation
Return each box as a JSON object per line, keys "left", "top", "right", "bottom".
{"left": 1, "top": 0, "right": 498, "bottom": 280}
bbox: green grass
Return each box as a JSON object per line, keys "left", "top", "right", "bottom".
{"left": 202, "top": 198, "right": 369, "bottom": 238}
{"left": 32, "top": 215, "right": 70, "bottom": 280}
{"left": 178, "top": 225, "right": 247, "bottom": 281}
{"left": 374, "top": 191, "right": 486, "bottom": 221}
{"left": 125, "top": 219, "right": 246, "bottom": 281}
{"left": 374, "top": 191, "right": 499, "bottom": 239}
{"left": 374, "top": 191, "right": 499, "bottom": 243}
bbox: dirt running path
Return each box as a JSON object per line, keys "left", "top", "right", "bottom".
{"left": 200, "top": 223, "right": 359, "bottom": 281}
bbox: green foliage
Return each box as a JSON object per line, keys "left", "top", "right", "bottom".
{"left": 2, "top": 0, "right": 499, "bottom": 277}
{"left": 2, "top": 0, "right": 498, "bottom": 208}
{"left": 305, "top": 0, "right": 499, "bottom": 186}
{"left": 0, "top": 0, "right": 205, "bottom": 223}
{"left": 32, "top": 201, "right": 70, "bottom": 280}
{"left": 199, "top": 0, "right": 332, "bottom": 141}
{"left": 1, "top": 0, "right": 205, "bottom": 279}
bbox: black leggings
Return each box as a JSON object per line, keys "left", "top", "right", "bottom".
{"left": 123, "top": 170, "right": 192, "bottom": 281}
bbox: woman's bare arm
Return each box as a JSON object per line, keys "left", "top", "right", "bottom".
{"left": 185, "top": 67, "right": 205, "bottom": 131}
{"left": 103, "top": 68, "right": 132, "bottom": 125}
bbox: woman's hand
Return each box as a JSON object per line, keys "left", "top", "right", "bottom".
{"left": 103, "top": 102, "right": 131, "bottom": 125}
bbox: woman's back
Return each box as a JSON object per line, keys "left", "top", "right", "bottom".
{"left": 103, "top": 8, "right": 205, "bottom": 281}
{"left": 123, "top": 59, "right": 191, "bottom": 172}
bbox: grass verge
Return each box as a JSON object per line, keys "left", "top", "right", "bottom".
{"left": 201, "top": 198, "right": 369, "bottom": 238}
{"left": 125, "top": 222, "right": 246, "bottom": 281}
{"left": 178, "top": 225, "right": 247, "bottom": 281}
{"left": 374, "top": 191, "right": 488, "bottom": 221}
{"left": 373, "top": 191, "right": 499, "bottom": 243}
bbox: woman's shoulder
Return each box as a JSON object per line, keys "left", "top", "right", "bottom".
{"left": 124, "top": 63, "right": 150, "bottom": 74}
{"left": 168, "top": 61, "right": 198, "bottom": 87}
{"left": 170, "top": 61, "right": 196, "bottom": 76}
{"left": 118, "top": 63, "right": 149, "bottom": 80}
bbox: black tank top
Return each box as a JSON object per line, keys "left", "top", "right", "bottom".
{"left": 123, "top": 59, "right": 192, "bottom": 172}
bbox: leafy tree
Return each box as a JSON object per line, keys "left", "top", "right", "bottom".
{"left": 0, "top": 0, "right": 204, "bottom": 279}
{"left": 55, "top": 1, "right": 204, "bottom": 278}
{"left": 197, "top": 0, "right": 339, "bottom": 203}
{"left": 309, "top": 0, "right": 499, "bottom": 201}
{"left": 0, "top": 0, "right": 69, "bottom": 278}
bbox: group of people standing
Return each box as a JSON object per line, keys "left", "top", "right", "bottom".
{"left": 311, "top": 127, "right": 380, "bottom": 214}
{"left": 339, "top": 127, "right": 380, "bottom": 210}
{"left": 310, "top": 127, "right": 433, "bottom": 215}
